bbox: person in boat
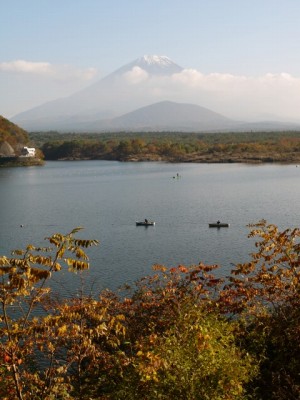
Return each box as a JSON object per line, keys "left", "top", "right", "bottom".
{"left": 144, "top": 219, "right": 148, "bottom": 224}
{"left": 217, "top": 220, "right": 220, "bottom": 224}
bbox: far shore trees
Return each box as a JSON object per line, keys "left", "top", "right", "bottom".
{"left": 32, "top": 130, "right": 300, "bottom": 163}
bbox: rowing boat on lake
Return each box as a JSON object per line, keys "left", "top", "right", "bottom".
{"left": 209, "top": 222, "right": 229, "bottom": 228}
{"left": 136, "top": 221, "right": 155, "bottom": 226}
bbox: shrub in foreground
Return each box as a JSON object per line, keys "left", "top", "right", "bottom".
{"left": 1, "top": 221, "right": 300, "bottom": 399}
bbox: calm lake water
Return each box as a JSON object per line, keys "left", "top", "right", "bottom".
{"left": 1, "top": 161, "right": 299, "bottom": 296}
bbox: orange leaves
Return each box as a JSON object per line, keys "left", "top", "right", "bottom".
{"left": 196, "top": 332, "right": 211, "bottom": 351}
{"left": 0, "top": 266, "right": 16, "bottom": 276}
{"left": 28, "top": 255, "right": 53, "bottom": 267}
{"left": 0, "top": 227, "right": 99, "bottom": 400}
{"left": 72, "top": 247, "right": 89, "bottom": 260}
{"left": 152, "top": 264, "right": 167, "bottom": 272}
{"left": 220, "top": 220, "right": 300, "bottom": 317}
{"left": 74, "top": 239, "right": 99, "bottom": 248}
{"left": 0, "top": 257, "right": 10, "bottom": 267}
{"left": 1, "top": 222, "right": 300, "bottom": 398}
{"left": 65, "top": 258, "right": 89, "bottom": 272}
{"left": 69, "top": 226, "right": 84, "bottom": 235}
{"left": 52, "top": 262, "right": 61, "bottom": 272}
{"left": 3, "top": 353, "right": 11, "bottom": 363}
{"left": 136, "top": 351, "right": 164, "bottom": 383}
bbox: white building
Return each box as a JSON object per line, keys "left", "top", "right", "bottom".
{"left": 21, "top": 147, "right": 36, "bottom": 157}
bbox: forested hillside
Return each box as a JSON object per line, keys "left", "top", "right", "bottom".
{"left": 0, "top": 116, "right": 29, "bottom": 148}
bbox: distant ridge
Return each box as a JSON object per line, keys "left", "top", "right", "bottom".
{"left": 85, "top": 101, "right": 236, "bottom": 132}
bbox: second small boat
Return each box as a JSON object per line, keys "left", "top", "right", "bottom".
{"left": 209, "top": 221, "right": 229, "bottom": 228}
{"left": 136, "top": 221, "right": 155, "bottom": 226}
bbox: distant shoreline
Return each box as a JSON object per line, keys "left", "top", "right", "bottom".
{"left": 124, "top": 152, "right": 300, "bottom": 163}
{"left": 56, "top": 152, "right": 300, "bottom": 164}
{"left": 0, "top": 157, "right": 44, "bottom": 167}
{"left": 30, "top": 130, "right": 300, "bottom": 165}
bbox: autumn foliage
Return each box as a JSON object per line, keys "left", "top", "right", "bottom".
{"left": 1, "top": 221, "right": 300, "bottom": 399}
{"left": 37, "top": 131, "right": 300, "bottom": 163}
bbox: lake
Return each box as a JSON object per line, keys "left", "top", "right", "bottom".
{"left": 0, "top": 161, "right": 299, "bottom": 296}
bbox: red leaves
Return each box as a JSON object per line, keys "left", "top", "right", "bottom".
{"left": 220, "top": 220, "right": 300, "bottom": 316}
{"left": 1, "top": 221, "right": 300, "bottom": 399}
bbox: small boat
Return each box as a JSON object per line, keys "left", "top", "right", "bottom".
{"left": 209, "top": 222, "right": 229, "bottom": 228}
{"left": 136, "top": 221, "right": 155, "bottom": 226}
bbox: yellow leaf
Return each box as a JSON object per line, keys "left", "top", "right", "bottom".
{"left": 53, "top": 262, "right": 61, "bottom": 271}
{"left": 57, "top": 325, "right": 68, "bottom": 335}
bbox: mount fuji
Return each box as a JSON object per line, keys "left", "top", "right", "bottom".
{"left": 11, "top": 55, "right": 237, "bottom": 132}
{"left": 108, "top": 55, "right": 183, "bottom": 77}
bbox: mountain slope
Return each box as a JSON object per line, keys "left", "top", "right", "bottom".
{"left": 86, "top": 101, "right": 236, "bottom": 132}
{"left": 12, "top": 55, "right": 184, "bottom": 131}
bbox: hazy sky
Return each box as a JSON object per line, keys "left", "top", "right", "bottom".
{"left": 2, "top": 0, "right": 300, "bottom": 120}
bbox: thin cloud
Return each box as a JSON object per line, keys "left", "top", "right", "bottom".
{"left": 123, "top": 66, "right": 149, "bottom": 84}
{"left": 120, "top": 67, "right": 299, "bottom": 90}
{"left": 0, "top": 60, "right": 97, "bottom": 81}
{"left": 116, "top": 68, "right": 300, "bottom": 121}
{"left": 0, "top": 60, "right": 52, "bottom": 74}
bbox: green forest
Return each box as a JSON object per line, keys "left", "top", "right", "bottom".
{"left": 1, "top": 221, "right": 300, "bottom": 399}
{"left": 30, "top": 130, "right": 300, "bottom": 163}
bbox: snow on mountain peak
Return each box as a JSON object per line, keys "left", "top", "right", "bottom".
{"left": 133, "top": 55, "right": 183, "bottom": 75}
{"left": 139, "top": 55, "right": 174, "bottom": 67}
{"left": 111, "top": 55, "right": 183, "bottom": 77}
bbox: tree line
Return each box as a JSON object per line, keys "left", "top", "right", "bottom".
{"left": 28, "top": 131, "right": 300, "bottom": 161}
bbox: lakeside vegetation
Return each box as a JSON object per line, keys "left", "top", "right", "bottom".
{"left": 1, "top": 221, "right": 300, "bottom": 399}
{"left": 0, "top": 116, "right": 44, "bottom": 167}
{"left": 30, "top": 130, "right": 300, "bottom": 163}
{"left": 0, "top": 157, "right": 44, "bottom": 168}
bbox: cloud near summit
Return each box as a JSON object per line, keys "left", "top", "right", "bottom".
{"left": 122, "top": 66, "right": 298, "bottom": 90}
{"left": 118, "top": 67, "right": 300, "bottom": 121}
{"left": 123, "top": 66, "right": 149, "bottom": 84}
